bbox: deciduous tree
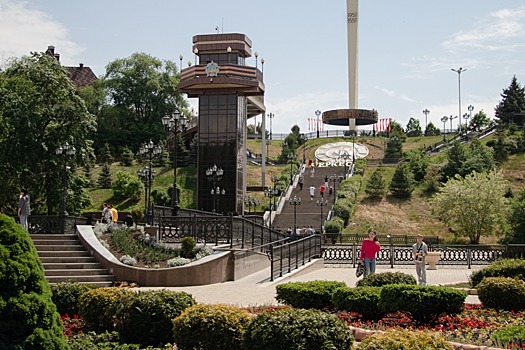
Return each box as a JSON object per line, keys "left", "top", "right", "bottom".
{"left": 430, "top": 171, "right": 508, "bottom": 244}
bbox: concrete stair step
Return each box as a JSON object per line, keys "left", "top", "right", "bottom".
{"left": 46, "top": 275, "right": 114, "bottom": 283}
{"left": 40, "top": 256, "right": 96, "bottom": 263}
{"left": 31, "top": 234, "right": 78, "bottom": 240}
{"left": 49, "top": 280, "right": 114, "bottom": 287}
{"left": 34, "top": 244, "right": 86, "bottom": 251}
{"left": 42, "top": 262, "right": 103, "bottom": 269}
{"left": 38, "top": 251, "right": 91, "bottom": 258}
{"left": 32, "top": 239, "right": 83, "bottom": 245}
{"left": 45, "top": 269, "right": 111, "bottom": 276}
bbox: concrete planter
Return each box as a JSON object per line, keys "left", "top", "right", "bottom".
{"left": 426, "top": 251, "right": 441, "bottom": 270}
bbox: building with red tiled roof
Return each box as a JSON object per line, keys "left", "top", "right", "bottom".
{"left": 45, "top": 45, "right": 97, "bottom": 88}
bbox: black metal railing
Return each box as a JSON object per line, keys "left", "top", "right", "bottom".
{"left": 324, "top": 233, "right": 441, "bottom": 246}
{"left": 28, "top": 215, "right": 90, "bottom": 234}
{"left": 269, "top": 235, "right": 322, "bottom": 281}
{"left": 322, "top": 243, "right": 525, "bottom": 268}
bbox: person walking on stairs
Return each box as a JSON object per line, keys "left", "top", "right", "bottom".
{"left": 309, "top": 185, "right": 315, "bottom": 200}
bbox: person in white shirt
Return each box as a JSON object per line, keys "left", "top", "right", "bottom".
{"left": 412, "top": 234, "right": 429, "bottom": 285}
{"left": 309, "top": 185, "right": 315, "bottom": 200}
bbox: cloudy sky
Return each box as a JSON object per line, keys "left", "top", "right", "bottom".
{"left": 1, "top": 0, "right": 524, "bottom": 134}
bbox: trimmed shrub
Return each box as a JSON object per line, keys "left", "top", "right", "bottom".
{"left": 477, "top": 277, "right": 525, "bottom": 311}
{"left": 355, "top": 328, "right": 453, "bottom": 350}
{"left": 50, "top": 280, "right": 97, "bottom": 316}
{"left": 0, "top": 214, "right": 68, "bottom": 349}
{"left": 324, "top": 217, "right": 344, "bottom": 234}
{"left": 180, "top": 236, "right": 196, "bottom": 258}
{"left": 379, "top": 284, "right": 466, "bottom": 325}
{"left": 118, "top": 290, "right": 196, "bottom": 347}
{"left": 275, "top": 280, "right": 347, "bottom": 309}
{"left": 356, "top": 271, "right": 417, "bottom": 287}
{"left": 470, "top": 258, "right": 525, "bottom": 287}
{"left": 78, "top": 287, "right": 134, "bottom": 333}
{"left": 490, "top": 325, "right": 525, "bottom": 348}
{"left": 332, "top": 286, "right": 384, "bottom": 320}
{"left": 243, "top": 308, "right": 354, "bottom": 350}
{"left": 172, "top": 304, "right": 251, "bottom": 350}
{"left": 333, "top": 197, "right": 354, "bottom": 225}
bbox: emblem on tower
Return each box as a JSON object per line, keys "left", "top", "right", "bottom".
{"left": 205, "top": 61, "right": 220, "bottom": 77}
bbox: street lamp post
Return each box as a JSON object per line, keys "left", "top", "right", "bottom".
{"left": 205, "top": 164, "right": 224, "bottom": 213}
{"left": 329, "top": 174, "right": 339, "bottom": 205}
{"left": 441, "top": 116, "right": 448, "bottom": 143}
{"left": 452, "top": 67, "right": 467, "bottom": 136}
{"left": 341, "top": 152, "right": 351, "bottom": 179}
{"left": 268, "top": 112, "right": 274, "bottom": 140}
{"left": 265, "top": 175, "right": 280, "bottom": 228}
{"left": 55, "top": 142, "right": 76, "bottom": 233}
{"left": 139, "top": 140, "right": 162, "bottom": 224}
{"left": 162, "top": 111, "right": 188, "bottom": 215}
{"left": 449, "top": 115, "right": 457, "bottom": 135}
{"left": 244, "top": 196, "right": 260, "bottom": 215}
{"left": 289, "top": 195, "right": 301, "bottom": 232}
{"left": 467, "top": 105, "right": 474, "bottom": 140}
{"left": 463, "top": 113, "right": 469, "bottom": 140}
{"left": 315, "top": 110, "right": 321, "bottom": 138}
{"left": 316, "top": 198, "right": 328, "bottom": 234}
{"left": 211, "top": 186, "right": 226, "bottom": 214}
{"left": 287, "top": 153, "right": 295, "bottom": 185}
{"left": 422, "top": 109, "right": 430, "bottom": 135}
{"left": 137, "top": 167, "right": 156, "bottom": 220}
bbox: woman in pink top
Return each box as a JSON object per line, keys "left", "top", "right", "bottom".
{"left": 360, "top": 229, "right": 381, "bottom": 277}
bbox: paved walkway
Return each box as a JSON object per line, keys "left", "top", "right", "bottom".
{"left": 136, "top": 262, "right": 482, "bottom": 306}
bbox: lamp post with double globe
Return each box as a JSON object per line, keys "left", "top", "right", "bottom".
{"left": 55, "top": 142, "right": 76, "bottom": 233}
{"left": 316, "top": 198, "right": 328, "bottom": 234}
{"left": 289, "top": 195, "right": 301, "bottom": 232}
{"left": 139, "top": 140, "right": 162, "bottom": 223}
{"left": 206, "top": 164, "right": 224, "bottom": 213}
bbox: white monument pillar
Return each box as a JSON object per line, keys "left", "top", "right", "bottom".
{"left": 347, "top": 0, "right": 358, "bottom": 131}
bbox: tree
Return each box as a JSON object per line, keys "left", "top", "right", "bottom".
{"left": 502, "top": 187, "right": 525, "bottom": 243}
{"left": 405, "top": 117, "right": 423, "bottom": 137}
{"left": 495, "top": 76, "right": 525, "bottom": 127}
{"left": 112, "top": 171, "right": 143, "bottom": 200}
{"left": 389, "top": 163, "right": 415, "bottom": 198}
{"left": 469, "top": 110, "right": 491, "bottom": 132}
{"left": 384, "top": 136, "right": 403, "bottom": 159}
{"left": 405, "top": 149, "right": 428, "bottom": 182}
{"left": 0, "top": 52, "right": 96, "bottom": 214}
{"left": 389, "top": 121, "right": 407, "bottom": 141}
{"left": 100, "top": 142, "right": 114, "bottom": 164}
{"left": 424, "top": 122, "right": 440, "bottom": 136}
{"left": 120, "top": 146, "right": 134, "bottom": 166}
{"left": 441, "top": 139, "right": 495, "bottom": 180}
{"left": 365, "top": 167, "right": 386, "bottom": 199}
{"left": 96, "top": 52, "right": 188, "bottom": 154}
{"left": 98, "top": 163, "right": 112, "bottom": 189}
{"left": 430, "top": 171, "right": 508, "bottom": 244}
{"left": 0, "top": 214, "right": 68, "bottom": 349}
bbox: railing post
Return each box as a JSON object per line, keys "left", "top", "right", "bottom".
{"left": 288, "top": 243, "right": 292, "bottom": 273}
{"left": 230, "top": 214, "right": 234, "bottom": 249}
{"left": 269, "top": 244, "right": 275, "bottom": 281}
{"left": 467, "top": 244, "right": 471, "bottom": 269}
{"left": 390, "top": 241, "right": 394, "bottom": 269}
{"left": 352, "top": 243, "right": 356, "bottom": 267}
{"left": 279, "top": 244, "right": 284, "bottom": 277}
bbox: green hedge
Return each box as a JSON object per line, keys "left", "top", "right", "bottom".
{"left": 333, "top": 198, "right": 354, "bottom": 226}
{"left": 356, "top": 272, "right": 417, "bottom": 287}
{"left": 0, "top": 214, "right": 68, "bottom": 349}
{"left": 477, "top": 277, "right": 525, "bottom": 311}
{"left": 332, "top": 286, "right": 384, "bottom": 320}
{"left": 275, "top": 280, "right": 347, "bottom": 310}
{"left": 470, "top": 258, "right": 525, "bottom": 287}
{"left": 242, "top": 308, "right": 354, "bottom": 350}
{"left": 324, "top": 217, "right": 344, "bottom": 235}
{"left": 490, "top": 325, "right": 525, "bottom": 348}
{"left": 51, "top": 280, "right": 97, "bottom": 316}
{"left": 379, "top": 284, "right": 466, "bottom": 325}
{"left": 118, "top": 290, "right": 196, "bottom": 347}
{"left": 173, "top": 304, "right": 251, "bottom": 350}
{"left": 355, "top": 328, "right": 453, "bottom": 350}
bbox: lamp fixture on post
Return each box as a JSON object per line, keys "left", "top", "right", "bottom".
{"left": 211, "top": 186, "right": 226, "bottom": 214}
{"left": 315, "top": 110, "right": 321, "bottom": 138}
{"left": 267, "top": 112, "right": 274, "bottom": 140}
{"left": 316, "top": 198, "right": 328, "bottom": 234}
{"left": 55, "top": 142, "right": 76, "bottom": 233}
{"left": 422, "top": 109, "right": 430, "bottom": 135}
{"left": 329, "top": 174, "right": 339, "bottom": 205}
{"left": 265, "top": 175, "right": 280, "bottom": 228}
{"left": 255, "top": 51, "right": 259, "bottom": 69}
{"left": 161, "top": 110, "right": 188, "bottom": 215}
{"left": 206, "top": 164, "right": 224, "bottom": 213}
{"left": 289, "top": 195, "right": 301, "bottom": 232}
{"left": 193, "top": 48, "right": 199, "bottom": 66}
{"left": 441, "top": 116, "right": 448, "bottom": 143}
{"left": 467, "top": 105, "right": 474, "bottom": 140}
{"left": 244, "top": 196, "right": 260, "bottom": 215}
{"left": 179, "top": 54, "right": 183, "bottom": 73}
{"left": 287, "top": 153, "right": 295, "bottom": 185}
{"left": 227, "top": 46, "right": 231, "bottom": 64}
{"left": 261, "top": 57, "right": 265, "bottom": 73}
{"left": 451, "top": 67, "right": 467, "bottom": 136}
{"left": 449, "top": 115, "right": 457, "bottom": 135}
{"left": 139, "top": 140, "right": 162, "bottom": 224}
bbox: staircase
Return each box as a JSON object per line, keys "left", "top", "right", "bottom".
{"left": 31, "top": 234, "right": 114, "bottom": 286}
{"left": 272, "top": 165, "right": 346, "bottom": 233}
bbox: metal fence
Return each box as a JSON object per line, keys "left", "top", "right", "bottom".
{"left": 28, "top": 215, "right": 89, "bottom": 234}
{"left": 325, "top": 233, "right": 441, "bottom": 245}
{"left": 269, "top": 235, "right": 322, "bottom": 281}
{"left": 323, "top": 243, "right": 525, "bottom": 268}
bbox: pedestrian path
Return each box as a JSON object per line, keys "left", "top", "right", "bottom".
{"left": 136, "top": 261, "right": 482, "bottom": 306}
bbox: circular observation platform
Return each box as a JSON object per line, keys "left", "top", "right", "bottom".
{"left": 323, "top": 108, "right": 378, "bottom": 126}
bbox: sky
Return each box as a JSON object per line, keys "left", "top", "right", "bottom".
{"left": 1, "top": 0, "right": 525, "bottom": 135}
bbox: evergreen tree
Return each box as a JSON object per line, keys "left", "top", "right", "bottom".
{"left": 0, "top": 214, "right": 68, "bottom": 349}
{"left": 442, "top": 139, "right": 495, "bottom": 180}
{"left": 98, "top": 163, "right": 112, "bottom": 189}
{"left": 101, "top": 143, "right": 114, "bottom": 164}
{"left": 83, "top": 159, "right": 95, "bottom": 187}
{"left": 389, "top": 163, "right": 415, "bottom": 198}
{"left": 405, "top": 117, "right": 423, "bottom": 137}
{"left": 424, "top": 122, "right": 440, "bottom": 136}
{"left": 188, "top": 134, "right": 198, "bottom": 166}
{"left": 365, "top": 167, "right": 386, "bottom": 199}
{"left": 495, "top": 76, "right": 525, "bottom": 127}
{"left": 120, "top": 146, "right": 134, "bottom": 166}
{"left": 405, "top": 149, "right": 428, "bottom": 182}
{"left": 502, "top": 187, "right": 525, "bottom": 243}
{"left": 384, "top": 136, "right": 403, "bottom": 159}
